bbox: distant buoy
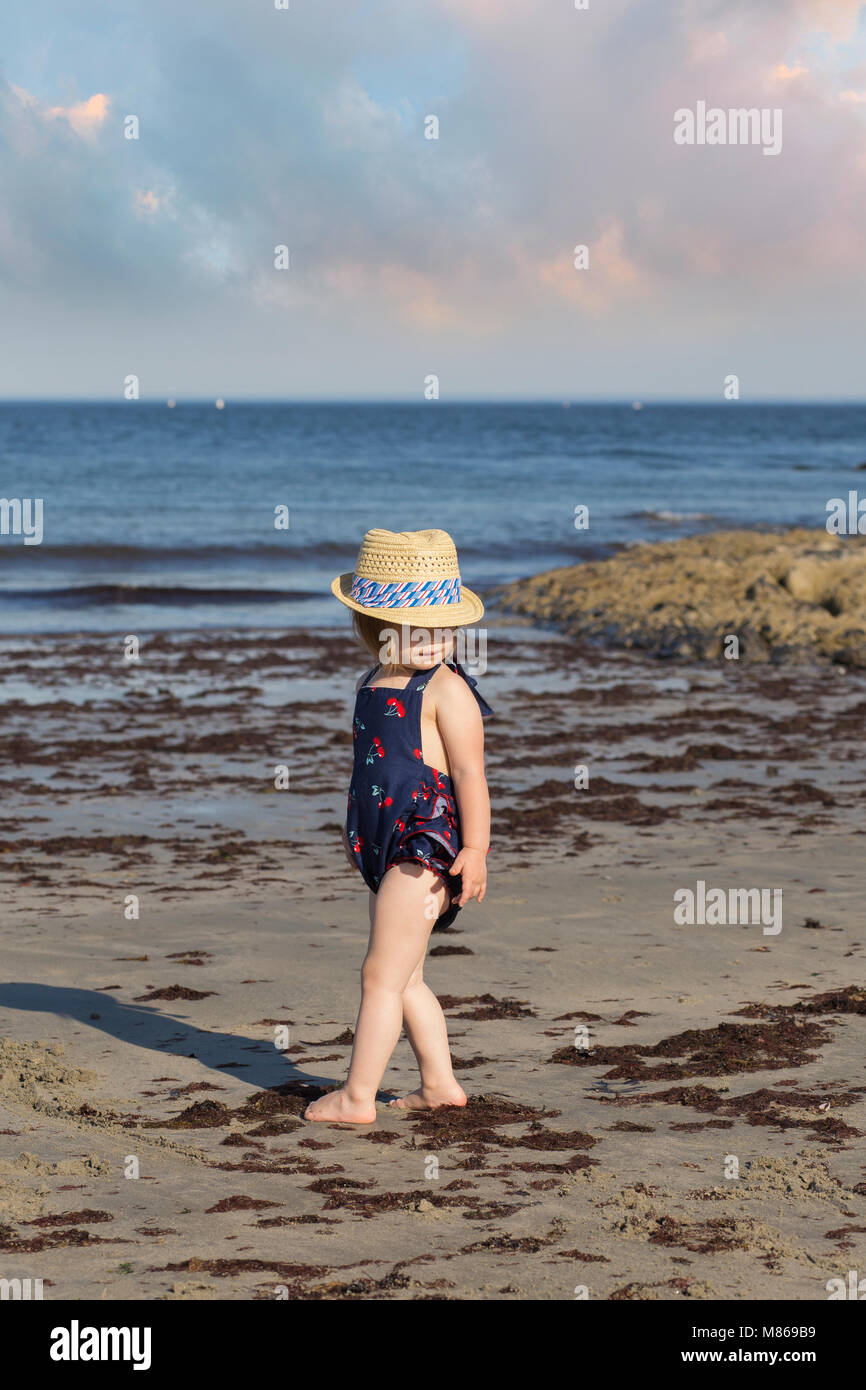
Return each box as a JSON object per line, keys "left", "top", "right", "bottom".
{"left": 562, "top": 401, "right": 571, "bottom": 409}
{"left": 167, "top": 399, "right": 176, "bottom": 409}
{"left": 215, "top": 398, "right": 225, "bottom": 410}
{"left": 632, "top": 401, "right": 643, "bottom": 411}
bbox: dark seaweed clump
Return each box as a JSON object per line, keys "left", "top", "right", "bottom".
{"left": 550, "top": 1017, "right": 830, "bottom": 1079}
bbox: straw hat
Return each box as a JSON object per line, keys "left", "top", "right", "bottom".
{"left": 331, "top": 528, "right": 484, "bottom": 626}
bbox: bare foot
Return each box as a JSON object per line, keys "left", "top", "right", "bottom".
{"left": 388, "top": 1082, "right": 467, "bottom": 1112}
{"left": 304, "top": 1088, "right": 377, "bottom": 1124}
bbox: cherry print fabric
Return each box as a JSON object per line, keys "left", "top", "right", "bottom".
{"left": 346, "top": 661, "right": 492, "bottom": 928}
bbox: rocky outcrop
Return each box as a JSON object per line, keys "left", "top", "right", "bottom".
{"left": 495, "top": 529, "right": 866, "bottom": 666}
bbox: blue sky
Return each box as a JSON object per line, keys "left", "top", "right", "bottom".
{"left": 2, "top": 0, "right": 866, "bottom": 399}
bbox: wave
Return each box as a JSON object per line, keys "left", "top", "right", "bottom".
{"left": 0, "top": 541, "right": 351, "bottom": 563}
{"left": 0, "top": 536, "right": 600, "bottom": 568}
{"left": 633, "top": 509, "right": 716, "bottom": 523}
{"left": 0, "top": 584, "right": 313, "bottom": 607}
{"left": 590, "top": 446, "right": 683, "bottom": 461}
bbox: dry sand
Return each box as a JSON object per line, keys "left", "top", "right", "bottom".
{"left": 1, "top": 610, "right": 865, "bottom": 1300}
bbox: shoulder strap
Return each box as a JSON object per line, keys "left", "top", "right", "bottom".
{"left": 360, "top": 664, "right": 379, "bottom": 687}
{"left": 405, "top": 663, "right": 440, "bottom": 694}
{"left": 448, "top": 661, "right": 494, "bottom": 717}
{"left": 393, "top": 663, "right": 493, "bottom": 714}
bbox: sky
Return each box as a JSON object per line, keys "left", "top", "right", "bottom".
{"left": 2, "top": 0, "right": 866, "bottom": 400}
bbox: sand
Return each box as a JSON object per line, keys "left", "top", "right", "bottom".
{"left": 1, "top": 613, "right": 865, "bottom": 1300}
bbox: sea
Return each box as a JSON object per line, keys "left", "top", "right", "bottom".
{"left": 1, "top": 401, "right": 864, "bottom": 635}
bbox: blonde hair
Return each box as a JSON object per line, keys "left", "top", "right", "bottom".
{"left": 352, "top": 611, "right": 388, "bottom": 659}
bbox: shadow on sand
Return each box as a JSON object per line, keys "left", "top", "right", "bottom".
{"left": 0, "top": 982, "right": 342, "bottom": 1102}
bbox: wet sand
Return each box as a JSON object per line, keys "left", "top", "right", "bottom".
{"left": 1, "top": 623, "right": 865, "bottom": 1299}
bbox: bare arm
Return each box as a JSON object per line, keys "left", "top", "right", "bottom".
{"left": 435, "top": 673, "right": 490, "bottom": 905}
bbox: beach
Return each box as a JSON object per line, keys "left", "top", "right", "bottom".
{"left": 6, "top": 0, "right": 866, "bottom": 1322}
{"left": 2, "top": 600, "right": 865, "bottom": 1300}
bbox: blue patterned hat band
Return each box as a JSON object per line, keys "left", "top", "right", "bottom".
{"left": 348, "top": 575, "right": 462, "bottom": 608}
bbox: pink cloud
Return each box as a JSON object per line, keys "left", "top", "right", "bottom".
{"left": 11, "top": 85, "right": 110, "bottom": 138}
{"left": 47, "top": 92, "right": 109, "bottom": 136}
{"left": 135, "top": 189, "right": 161, "bottom": 215}
{"left": 535, "top": 222, "right": 648, "bottom": 316}
{"left": 773, "top": 63, "right": 809, "bottom": 81}
{"left": 799, "top": 0, "right": 863, "bottom": 40}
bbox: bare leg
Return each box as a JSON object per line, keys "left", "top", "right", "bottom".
{"left": 389, "top": 950, "right": 466, "bottom": 1111}
{"left": 305, "top": 862, "right": 445, "bottom": 1124}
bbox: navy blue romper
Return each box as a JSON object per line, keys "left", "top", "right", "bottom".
{"left": 346, "top": 661, "right": 493, "bottom": 930}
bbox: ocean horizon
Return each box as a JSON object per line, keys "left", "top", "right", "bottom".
{"left": 2, "top": 399, "right": 864, "bottom": 635}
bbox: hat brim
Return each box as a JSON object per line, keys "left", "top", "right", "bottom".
{"left": 330, "top": 572, "right": 484, "bottom": 627}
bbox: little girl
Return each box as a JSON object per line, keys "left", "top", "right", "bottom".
{"left": 305, "top": 528, "right": 492, "bottom": 1125}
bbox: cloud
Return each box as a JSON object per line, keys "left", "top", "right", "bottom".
{"left": 773, "top": 63, "right": 809, "bottom": 81}
{"left": 535, "top": 222, "right": 648, "bottom": 316}
{"left": 2, "top": 0, "right": 866, "bottom": 396}
{"left": 47, "top": 92, "right": 110, "bottom": 137}
{"left": 134, "top": 188, "right": 168, "bottom": 215}
{"left": 10, "top": 84, "right": 109, "bottom": 137}
{"left": 800, "top": 0, "right": 863, "bottom": 40}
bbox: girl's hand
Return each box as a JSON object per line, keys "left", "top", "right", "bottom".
{"left": 450, "top": 847, "right": 487, "bottom": 906}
